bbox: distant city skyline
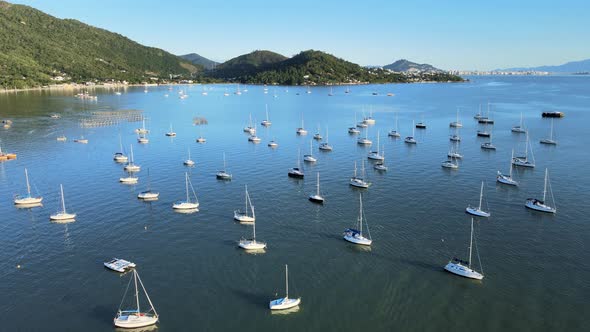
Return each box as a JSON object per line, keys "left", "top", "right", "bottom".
{"left": 10, "top": 0, "right": 590, "bottom": 71}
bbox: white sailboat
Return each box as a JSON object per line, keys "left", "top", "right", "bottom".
{"left": 184, "top": 148, "right": 195, "bottom": 166}
{"left": 216, "top": 153, "right": 232, "bottom": 180}
{"left": 373, "top": 149, "right": 388, "bottom": 171}
{"left": 539, "top": 118, "right": 557, "bottom": 145}
{"left": 288, "top": 148, "right": 304, "bottom": 178}
{"left": 234, "top": 185, "right": 255, "bottom": 222}
{"left": 367, "top": 130, "right": 384, "bottom": 160}
{"left": 124, "top": 145, "right": 141, "bottom": 172}
{"left": 196, "top": 127, "right": 207, "bottom": 143}
{"left": 313, "top": 124, "right": 323, "bottom": 140}
{"left": 243, "top": 113, "right": 255, "bottom": 134}
{"left": 296, "top": 115, "right": 307, "bottom": 135}
{"left": 135, "top": 118, "right": 149, "bottom": 134}
{"left": 343, "top": 194, "right": 372, "bottom": 245}
{"left": 525, "top": 168, "right": 556, "bottom": 213}
{"left": 308, "top": 172, "right": 324, "bottom": 203}
{"left": 261, "top": 105, "right": 272, "bottom": 127}
{"left": 404, "top": 121, "right": 417, "bottom": 144}
{"left": 480, "top": 130, "right": 496, "bottom": 150}
{"left": 268, "top": 138, "right": 278, "bottom": 148}
{"left": 357, "top": 125, "right": 372, "bottom": 145}
{"left": 137, "top": 169, "right": 159, "bottom": 200}
{"left": 512, "top": 132, "right": 535, "bottom": 168}
{"left": 349, "top": 160, "right": 371, "bottom": 188}
{"left": 466, "top": 181, "right": 491, "bottom": 217}
{"left": 363, "top": 108, "right": 376, "bottom": 125}
{"left": 137, "top": 133, "right": 149, "bottom": 144}
{"left": 447, "top": 143, "right": 463, "bottom": 159}
{"left": 248, "top": 123, "right": 261, "bottom": 143}
{"left": 165, "top": 123, "right": 176, "bottom": 137}
{"left": 319, "top": 127, "right": 333, "bottom": 151}
{"left": 14, "top": 168, "right": 43, "bottom": 205}
{"left": 349, "top": 112, "right": 361, "bottom": 134}
{"left": 113, "top": 269, "right": 159, "bottom": 328}
{"left": 450, "top": 125, "right": 461, "bottom": 142}
{"left": 450, "top": 109, "right": 462, "bottom": 128}
{"left": 172, "top": 173, "right": 199, "bottom": 210}
{"left": 388, "top": 112, "right": 401, "bottom": 138}
{"left": 444, "top": 218, "right": 484, "bottom": 280}
{"left": 50, "top": 184, "right": 76, "bottom": 221}
{"left": 441, "top": 157, "right": 459, "bottom": 169}
{"left": 113, "top": 134, "right": 128, "bottom": 162}
{"left": 238, "top": 196, "right": 266, "bottom": 250}
{"left": 511, "top": 112, "right": 527, "bottom": 133}
{"left": 269, "top": 265, "right": 301, "bottom": 310}
{"left": 119, "top": 171, "right": 138, "bottom": 184}
{"left": 497, "top": 150, "right": 519, "bottom": 186}
{"left": 303, "top": 140, "right": 317, "bottom": 162}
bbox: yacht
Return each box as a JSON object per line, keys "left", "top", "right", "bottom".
{"left": 343, "top": 194, "right": 372, "bottom": 245}
{"left": 349, "top": 161, "right": 370, "bottom": 188}
{"left": 172, "top": 173, "right": 199, "bottom": 210}
{"left": 404, "top": 121, "right": 417, "bottom": 144}
{"left": 308, "top": 172, "right": 324, "bottom": 203}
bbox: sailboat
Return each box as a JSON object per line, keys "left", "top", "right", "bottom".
{"left": 309, "top": 172, "right": 324, "bottom": 203}
{"left": 525, "top": 168, "right": 556, "bottom": 213}
{"left": 113, "top": 269, "right": 159, "bottom": 328}
{"left": 196, "top": 126, "right": 206, "bottom": 143}
{"left": 478, "top": 103, "right": 494, "bottom": 124}
{"left": 349, "top": 160, "right": 370, "bottom": 188}
{"left": 319, "top": 127, "right": 333, "bottom": 151}
{"left": 14, "top": 168, "right": 43, "bottom": 204}
{"left": 216, "top": 152, "right": 232, "bottom": 180}
{"left": 512, "top": 132, "right": 535, "bottom": 168}
{"left": 497, "top": 150, "right": 519, "bottom": 186}
{"left": 165, "top": 123, "right": 176, "bottom": 137}
{"left": 444, "top": 218, "right": 484, "bottom": 280}
{"left": 367, "top": 130, "right": 384, "bottom": 160}
{"left": 296, "top": 115, "right": 307, "bottom": 135}
{"left": 447, "top": 143, "right": 463, "bottom": 159}
{"left": 328, "top": 87, "right": 334, "bottom": 96}
{"left": 540, "top": 118, "right": 557, "bottom": 145}
{"left": 50, "top": 184, "right": 76, "bottom": 221}
{"left": 238, "top": 197, "right": 266, "bottom": 250}
{"left": 404, "top": 121, "right": 417, "bottom": 144}
{"left": 261, "top": 105, "right": 272, "bottom": 127}
{"left": 313, "top": 124, "right": 323, "bottom": 140}
{"left": 234, "top": 185, "right": 255, "bottom": 222}
{"left": 511, "top": 112, "right": 526, "bottom": 133}
{"left": 119, "top": 171, "right": 138, "bottom": 184}
{"left": 480, "top": 129, "right": 496, "bottom": 150}
{"left": 303, "top": 140, "right": 317, "bottom": 162}
{"left": 248, "top": 123, "right": 261, "bottom": 143}
{"left": 473, "top": 104, "right": 484, "bottom": 120}
{"left": 477, "top": 123, "right": 491, "bottom": 137}
{"left": 450, "top": 124, "right": 461, "bottom": 142}
{"left": 357, "top": 125, "right": 372, "bottom": 145}
{"left": 113, "top": 134, "right": 128, "bottom": 162}
{"left": 363, "top": 107, "right": 376, "bottom": 125}
{"left": 450, "top": 109, "right": 463, "bottom": 128}
{"left": 466, "top": 181, "right": 491, "bottom": 217}
{"left": 183, "top": 148, "right": 195, "bottom": 166}
{"left": 172, "top": 173, "right": 199, "bottom": 210}
{"left": 268, "top": 138, "right": 278, "bottom": 148}
{"left": 349, "top": 113, "right": 361, "bottom": 134}
{"left": 343, "top": 194, "right": 372, "bottom": 245}
{"left": 374, "top": 150, "right": 388, "bottom": 171}
{"left": 137, "top": 169, "right": 159, "bottom": 200}
{"left": 124, "top": 145, "right": 141, "bottom": 172}
{"left": 135, "top": 118, "right": 149, "bottom": 134}
{"left": 137, "top": 132, "right": 149, "bottom": 144}
{"left": 388, "top": 112, "right": 401, "bottom": 138}
{"left": 415, "top": 114, "right": 426, "bottom": 129}
{"left": 441, "top": 157, "right": 459, "bottom": 169}
{"left": 269, "top": 265, "right": 301, "bottom": 310}
{"left": 243, "top": 113, "right": 255, "bottom": 134}
{"left": 288, "top": 149, "right": 304, "bottom": 178}
{"left": 56, "top": 134, "right": 67, "bottom": 142}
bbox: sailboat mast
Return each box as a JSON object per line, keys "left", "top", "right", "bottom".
{"left": 134, "top": 270, "right": 140, "bottom": 313}
{"left": 353, "top": 161, "right": 358, "bottom": 177}
{"left": 285, "top": 264, "right": 289, "bottom": 298}
{"left": 60, "top": 184, "right": 66, "bottom": 213}
{"left": 136, "top": 271, "right": 158, "bottom": 317}
{"left": 185, "top": 173, "right": 189, "bottom": 202}
{"left": 468, "top": 218, "right": 474, "bottom": 269}
{"left": 244, "top": 186, "right": 249, "bottom": 217}
{"left": 478, "top": 182, "right": 484, "bottom": 210}
{"left": 316, "top": 172, "right": 320, "bottom": 196}
{"left": 359, "top": 194, "right": 363, "bottom": 236}
{"left": 252, "top": 206, "right": 256, "bottom": 240}
{"left": 265, "top": 104, "right": 269, "bottom": 122}
{"left": 25, "top": 168, "right": 31, "bottom": 195}
{"left": 510, "top": 150, "right": 514, "bottom": 177}
{"left": 223, "top": 152, "right": 227, "bottom": 171}
{"left": 525, "top": 132, "right": 529, "bottom": 159}
{"left": 543, "top": 169, "right": 548, "bottom": 202}
{"left": 130, "top": 145, "right": 134, "bottom": 164}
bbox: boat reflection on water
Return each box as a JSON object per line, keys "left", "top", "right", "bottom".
{"left": 270, "top": 305, "right": 300, "bottom": 315}
{"left": 239, "top": 247, "right": 266, "bottom": 255}
{"left": 347, "top": 243, "right": 372, "bottom": 253}
{"left": 50, "top": 217, "right": 76, "bottom": 224}
{"left": 174, "top": 208, "right": 199, "bottom": 214}
{"left": 15, "top": 203, "right": 43, "bottom": 209}
{"left": 115, "top": 324, "right": 158, "bottom": 332}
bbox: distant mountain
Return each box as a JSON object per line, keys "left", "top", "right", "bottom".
{"left": 180, "top": 53, "right": 218, "bottom": 70}
{"left": 498, "top": 59, "right": 590, "bottom": 73}
{"left": 210, "top": 50, "right": 288, "bottom": 79}
{"left": 0, "top": 0, "right": 199, "bottom": 88}
{"left": 383, "top": 59, "right": 441, "bottom": 72}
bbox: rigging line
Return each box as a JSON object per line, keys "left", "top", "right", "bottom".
{"left": 474, "top": 225, "right": 484, "bottom": 274}
{"left": 118, "top": 274, "right": 133, "bottom": 311}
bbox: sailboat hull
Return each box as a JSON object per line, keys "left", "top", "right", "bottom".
{"left": 14, "top": 196, "right": 43, "bottom": 205}
{"left": 172, "top": 202, "right": 199, "bottom": 210}
{"left": 343, "top": 234, "right": 372, "bottom": 246}
{"left": 238, "top": 239, "right": 266, "bottom": 250}
{"left": 525, "top": 199, "right": 556, "bottom": 213}
{"left": 114, "top": 314, "right": 158, "bottom": 328}
{"left": 138, "top": 191, "right": 159, "bottom": 200}
{"left": 466, "top": 207, "right": 491, "bottom": 217}
{"left": 234, "top": 211, "right": 255, "bottom": 223}
{"left": 444, "top": 262, "right": 484, "bottom": 280}
{"left": 308, "top": 194, "right": 324, "bottom": 204}
{"left": 269, "top": 297, "right": 301, "bottom": 310}
{"left": 50, "top": 213, "right": 76, "bottom": 221}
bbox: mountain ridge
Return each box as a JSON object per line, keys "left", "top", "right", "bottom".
{"left": 383, "top": 59, "right": 441, "bottom": 72}
{"left": 180, "top": 53, "right": 218, "bottom": 70}
{"left": 496, "top": 59, "right": 590, "bottom": 72}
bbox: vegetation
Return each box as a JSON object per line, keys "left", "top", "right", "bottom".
{"left": 0, "top": 1, "right": 199, "bottom": 89}
{"left": 180, "top": 53, "right": 218, "bottom": 70}
{"left": 208, "top": 50, "right": 288, "bottom": 79}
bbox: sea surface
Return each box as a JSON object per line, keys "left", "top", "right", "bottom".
{"left": 0, "top": 76, "right": 589, "bottom": 331}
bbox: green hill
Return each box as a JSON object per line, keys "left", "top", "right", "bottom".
{"left": 0, "top": 1, "right": 199, "bottom": 89}
{"left": 209, "top": 50, "right": 288, "bottom": 79}
{"left": 384, "top": 59, "right": 441, "bottom": 72}
{"left": 180, "top": 53, "right": 218, "bottom": 70}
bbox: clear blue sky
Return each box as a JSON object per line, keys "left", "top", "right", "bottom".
{"left": 10, "top": 0, "right": 590, "bottom": 70}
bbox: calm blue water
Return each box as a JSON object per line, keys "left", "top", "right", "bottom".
{"left": 0, "top": 76, "right": 589, "bottom": 331}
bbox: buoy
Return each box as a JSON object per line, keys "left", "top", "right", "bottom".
{"left": 17, "top": 264, "right": 21, "bottom": 269}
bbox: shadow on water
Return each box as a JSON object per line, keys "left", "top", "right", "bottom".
{"left": 230, "top": 287, "right": 269, "bottom": 307}
{"left": 89, "top": 305, "right": 117, "bottom": 329}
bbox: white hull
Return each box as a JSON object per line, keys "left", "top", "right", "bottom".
{"left": 313, "top": 134, "right": 322, "bottom": 140}
{"left": 441, "top": 161, "right": 458, "bottom": 169}
{"left": 184, "top": 160, "right": 195, "bottom": 166}
{"left": 248, "top": 136, "right": 261, "bottom": 143}
{"left": 540, "top": 139, "right": 557, "bottom": 145}
{"left": 234, "top": 211, "right": 255, "bottom": 223}
{"left": 74, "top": 139, "right": 88, "bottom": 144}
{"left": 125, "top": 165, "right": 141, "bottom": 172}
{"left": 481, "top": 143, "right": 496, "bottom": 150}
{"left": 343, "top": 233, "right": 372, "bottom": 246}
{"left": 308, "top": 194, "right": 324, "bottom": 203}
{"left": 512, "top": 158, "right": 535, "bottom": 168}
{"left": 172, "top": 202, "right": 199, "bottom": 210}
{"left": 216, "top": 171, "right": 232, "bottom": 180}
{"left": 50, "top": 212, "right": 76, "bottom": 221}
{"left": 303, "top": 155, "right": 316, "bottom": 162}
{"left": 466, "top": 207, "right": 491, "bottom": 217}
{"left": 447, "top": 152, "right": 463, "bottom": 159}
{"left": 138, "top": 191, "right": 159, "bottom": 200}
{"left": 269, "top": 297, "right": 301, "bottom": 310}
{"left": 357, "top": 138, "right": 372, "bottom": 145}
{"left": 444, "top": 262, "right": 483, "bottom": 280}
{"left": 388, "top": 131, "right": 401, "bottom": 138}
{"left": 348, "top": 128, "right": 360, "bottom": 134}
{"left": 238, "top": 239, "right": 267, "bottom": 250}
{"left": 319, "top": 143, "right": 332, "bottom": 151}
{"left": 525, "top": 199, "right": 556, "bottom": 213}
{"left": 137, "top": 138, "right": 149, "bottom": 144}
{"left": 511, "top": 126, "right": 526, "bottom": 133}
{"left": 165, "top": 132, "right": 176, "bottom": 137}
{"left": 296, "top": 128, "right": 307, "bottom": 135}
{"left": 363, "top": 118, "right": 376, "bottom": 125}
{"left": 349, "top": 178, "right": 370, "bottom": 188}
{"left": 261, "top": 120, "right": 272, "bottom": 127}
{"left": 367, "top": 152, "right": 384, "bottom": 161}
{"left": 404, "top": 137, "right": 417, "bottom": 144}
{"left": 497, "top": 173, "right": 518, "bottom": 186}
{"left": 120, "top": 177, "right": 138, "bottom": 184}
{"left": 14, "top": 196, "right": 43, "bottom": 205}
{"left": 114, "top": 314, "right": 158, "bottom": 328}
{"left": 450, "top": 135, "right": 461, "bottom": 142}
{"left": 450, "top": 122, "right": 462, "bottom": 128}
{"left": 196, "top": 137, "right": 206, "bottom": 143}
{"left": 374, "top": 163, "right": 387, "bottom": 171}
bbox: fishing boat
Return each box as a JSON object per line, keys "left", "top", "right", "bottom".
{"left": 512, "top": 132, "right": 535, "bottom": 168}
{"left": 444, "top": 218, "right": 484, "bottom": 280}
{"left": 296, "top": 116, "right": 307, "bottom": 135}
{"left": 404, "top": 121, "right": 417, "bottom": 144}
{"left": 343, "top": 194, "right": 372, "bottom": 245}
{"left": 450, "top": 109, "right": 463, "bottom": 128}
{"left": 172, "top": 173, "right": 199, "bottom": 210}
{"left": 113, "top": 270, "right": 159, "bottom": 328}
{"left": 238, "top": 202, "right": 266, "bottom": 250}
{"left": 511, "top": 112, "right": 527, "bottom": 133}
{"left": 104, "top": 258, "right": 136, "bottom": 273}
{"left": 388, "top": 112, "right": 401, "bottom": 138}
{"left": 183, "top": 148, "right": 195, "bottom": 166}
{"left": 14, "top": 168, "right": 43, "bottom": 205}
{"left": 525, "top": 168, "right": 556, "bottom": 213}
{"left": 349, "top": 160, "right": 370, "bottom": 188}
{"left": 303, "top": 140, "right": 317, "bottom": 162}
{"left": 137, "top": 169, "right": 159, "bottom": 200}
{"left": 288, "top": 149, "right": 304, "bottom": 178}
{"left": 308, "top": 172, "right": 324, "bottom": 203}
{"left": 165, "top": 124, "right": 176, "bottom": 137}
{"left": 497, "top": 150, "right": 519, "bottom": 186}
{"left": 441, "top": 158, "right": 459, "bottom": 169}
{"left": 124, "top": 145, "right": 141, "bottom": 172}
{"left": 367, "top": 130, "right": 384, "bottom": 160}
{"left": 269, "top": 265, "right": 301, "bottom": 310}
{"left": 466, "top": 181, "right": 491, "bottom": 217}
{"left": 49, "top": 184, "right": 76, "bottom": 221}
{"left": 113, "top": 134, "right": 128, "bottom": 162}
{"left": 319, "top": 127, "right": 333, "bottom": 151}
{"left": 234, "top": 185, "right": 255, "bottom": 222}
{"left": 539, "top": 118, "right": 557, "bottom": 145}
{"left": 216, "top": 153, "right": 232, "bottom": 180}
{"left": 261, "top": 105, "right": 272, "bottom": 127}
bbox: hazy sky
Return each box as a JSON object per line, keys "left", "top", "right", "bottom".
{"left": 10, "top": 0, "right": 590, "bottom": 70}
